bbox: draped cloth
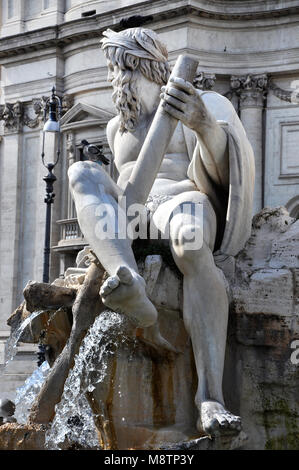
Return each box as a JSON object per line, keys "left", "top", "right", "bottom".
{"left": 182, "top": 90, "right": 255, "bottom": 266}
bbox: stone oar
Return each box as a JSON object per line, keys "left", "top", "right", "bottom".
{"left": 124, "top": 54, "right": 198, "bottom": 208}
{"left": 29, "top": 55, "right": 198, "bottom": 425}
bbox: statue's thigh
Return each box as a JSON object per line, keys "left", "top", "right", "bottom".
{"left": 69, "top": 160, "right": 122, "bottom": 202}
{"left": 152, "top": 191, "right": 217, "bottom": 251}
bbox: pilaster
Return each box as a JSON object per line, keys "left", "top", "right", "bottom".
{"left": 230, "top": 74, "right": 268, "bottom": 214}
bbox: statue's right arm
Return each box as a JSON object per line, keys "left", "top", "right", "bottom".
{"left": 106, "top": 116, "right": 119, "bottom": 156}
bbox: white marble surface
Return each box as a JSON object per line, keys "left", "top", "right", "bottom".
{"left": 67, "top": 27, "right": 254, "bottom": 437}
{"left": 0, "top": 0, "right": 298, "bottom": 410}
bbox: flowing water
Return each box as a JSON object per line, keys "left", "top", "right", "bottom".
{"left": 14, "top": 361, "right": 51, "bottom": 423}
{"left": 2, "top": 307, "right": 132, "bottom": 450}
{"left": 1, "top": 310, "right": 44, "bottom": 373}
{"left": 45, "top": 310, "right": 128, "bottom": 450}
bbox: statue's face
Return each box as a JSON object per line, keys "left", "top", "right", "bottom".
{"left": 107, "top": 62, "right": 119, "bottom": 84}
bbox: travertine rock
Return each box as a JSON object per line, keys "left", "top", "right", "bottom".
{"left": 4, "top": 207, "right": 298, "bottom": 450}
{"left": 0, "top": 423, "right": 47, "bottom": 450}
{"left": 224, "top": 206, "right": 299, "bottom": 450}
{"left": 88, "top": 206, "right": 298, "bottom": 450}
{"left": 23, "top": 281, "right": 77, "bottom": 313}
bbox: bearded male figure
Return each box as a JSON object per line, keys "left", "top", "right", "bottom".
{"left": 68, "top": 27, "right": 255, "bottom": 437}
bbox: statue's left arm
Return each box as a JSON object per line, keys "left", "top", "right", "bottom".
{"left": 160, "top": 77, "right": 229, "bottom": 189}
{"left": 161, "top": 77, "right": 255, "bottom": 256}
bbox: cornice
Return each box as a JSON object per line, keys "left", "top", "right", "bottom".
{"left": 188, "top": 0, "right": 299, "bottom": 18}
{"left": 1, "top": 0, "right": 299, "bottom": 60}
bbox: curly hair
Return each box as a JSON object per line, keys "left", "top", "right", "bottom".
{"left": 103, "top": 41, "right": 170, "bottom": 133}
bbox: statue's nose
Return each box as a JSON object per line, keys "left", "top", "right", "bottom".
{"left": 107, "top": 70, "right": 114, "bottom": 82}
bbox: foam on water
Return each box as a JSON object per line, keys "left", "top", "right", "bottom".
{"left": 45, "top": 310, "right": 126, "bottom": 450}
{"left": 1, "top": 310, "right": 44, "bottom": 373}
{"left": 14, "top": 361, "right": 50, "bottom": 423}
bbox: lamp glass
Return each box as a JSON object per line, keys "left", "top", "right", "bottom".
{"left": 43, "top": 119, "right": 60, "bottom": 133}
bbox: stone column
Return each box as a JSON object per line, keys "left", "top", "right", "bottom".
{"left": 231, "top": 74, "right": 268, "bottom": 214}
{"left": 66, "top": 131, "right": 77, "bottom": 219}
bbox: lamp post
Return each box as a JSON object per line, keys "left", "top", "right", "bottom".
{"left": 41, "top": 87, "right": 62, "bottom": 283}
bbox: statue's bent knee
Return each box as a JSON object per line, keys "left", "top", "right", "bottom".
{"left": 171, "top": 221, "right": 204, "bottom": 259}
{"left": 68, "top": 161, "right": 87, "bottom": 189}
{"left": 68, "top": 161, "right": 107, "bottom": 194}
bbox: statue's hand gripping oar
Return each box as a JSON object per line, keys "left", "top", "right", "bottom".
{"left": 123, "top": 54, "right": 198, "bottom": 209}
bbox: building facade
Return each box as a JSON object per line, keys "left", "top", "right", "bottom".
{"left": 0, "top": 0, "right": 299, "bottom": 399}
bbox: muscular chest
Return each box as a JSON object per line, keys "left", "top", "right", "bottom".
{"left": 114, "top": 121, "right": 188, "bottom": 170}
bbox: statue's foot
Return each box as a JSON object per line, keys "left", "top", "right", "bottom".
{"left": 137, "top": 322, "right": 178, "bottom": 354}
{"left": 199, "top": 400, "right": 242, "bottom": 437}
{"left": 100, "top": 266, "right": 157, "bottom": 328}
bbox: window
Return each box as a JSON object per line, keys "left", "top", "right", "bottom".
{"left": 7, "top": 0, "right": 14, "bottom": 19}
{"left": 26, "top": 0, "right": 42, "bottom": 18}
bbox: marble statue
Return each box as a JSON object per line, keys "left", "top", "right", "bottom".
{"left": 68, "top": 27, "right": 255, "bottom": 437}
{"left": 0, "top": 399, "right": 16, "bottom": 425}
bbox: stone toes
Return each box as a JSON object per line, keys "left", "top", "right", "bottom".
{"left": 116, "top": 265, "right": 133, "bottom": 285}
{"left": 218, "top": 416, "right": 229, "bottom": 428}
{"left": 108, "top": 277, "right": 120, "bottom": 289}
{"left": 204, "top": 412, "right": 242, "bottom": 437}
{"left": 233, "top": 417, "right": 242, "bottom": 431}
{"left": 100, "top": 284, "right": 111, "bottom": 297}
{"left": 205, "top": 418, "right": 220, "bottom": 435}
{"left": 227, "top": 413, "right": 241, "bottom": 425}
{"left": 220, "top": 413, "right": 242, "bottom": 432}
{"left": 100, "top": 277, "right": 119, "bottom": 297}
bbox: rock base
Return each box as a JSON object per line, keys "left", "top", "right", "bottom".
{"left": 0, "top": 422, "right": 247, "bottom": 450}
{"left": 161, "top": 430, "right": 248, "bottom": 450}
{"left": 0, "top": 423, "right": 48, "bottom": 450}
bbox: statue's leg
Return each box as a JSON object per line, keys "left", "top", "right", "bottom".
{"left": 68, "top": 161, "right": 157, "bottom": 328}
{"left": 69, "top": 161, "right": 136, "bottom": 274}
{"left": 152, "top": 192, "right": 242, "bottom": 437}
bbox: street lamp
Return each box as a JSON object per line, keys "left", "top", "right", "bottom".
{"left": 41, "top": 86, "right": 62, "bottom": 283}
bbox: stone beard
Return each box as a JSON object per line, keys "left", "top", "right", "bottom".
{"left": 105, "top": 48, "right": 142, "bottom": 134}
{"left": 101, "top": 28, "right": 170, "bottom": 134}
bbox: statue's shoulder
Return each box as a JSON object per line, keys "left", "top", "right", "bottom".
{"left": 106, "top": 115, "right": 120, "bottom": 154}
{"left": 196, "top": 89, "right": 237, "bottom": 123}
{"left": 107, "top": 115, "right": 119, "bottom": 135}
{"left": 196, "top": 89, "right": 232, "bottom": 106}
